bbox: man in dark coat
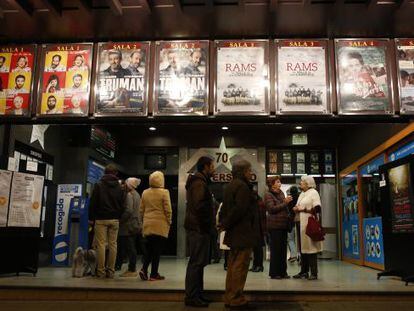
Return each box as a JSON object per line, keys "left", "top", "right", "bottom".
{"left": 89, "top": 164, "right": 125, "bottom": 278}
{"left": 219, "top": 160, "right": 260, "bottom": 309}
{"left": 184, "top": 156, "right": 215, "bottom": 308}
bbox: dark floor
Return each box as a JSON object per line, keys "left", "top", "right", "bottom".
{"left": 2, "top": 302, "right": 414, "bottom": 311}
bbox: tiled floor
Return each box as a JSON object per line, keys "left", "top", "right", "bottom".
{"left": 0, "top": 259, "right": 412, "bottom": 293}
{"left": 2, "top": 301, "right": 414, "bottom": 311}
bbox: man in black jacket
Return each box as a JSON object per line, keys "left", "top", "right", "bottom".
{"left": 184, "top": 156, "right": 215, "bottom": 308}
{"left": 89, "top": 164, "right": 125, "bottom": 278}
{"left": 219, "top": 160, "right": 259, "bottom": 310}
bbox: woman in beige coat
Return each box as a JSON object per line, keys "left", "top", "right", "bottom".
{"left": 139, "top": 171, "right": 172, "bottom": 281}
{"left": 293, "top": 175, "right": 323, "bottom": 281}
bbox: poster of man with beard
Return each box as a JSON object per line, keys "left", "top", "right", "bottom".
{"left": 154, "top": 41, "right": 209, "bottom": 115}
{"left": 95, "top": 42, "right": 150, "bottom": 116}
{"left": 335, "top": 39, "right": 393, "bottom": 115}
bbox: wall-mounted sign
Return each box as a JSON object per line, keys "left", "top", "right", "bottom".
{"left": 276, "top": 40, "right": 330, "bottom": 114}
{"left": 94, "top": 41, "right": 150, "bottom": 116}
{"left": 37, "top": 43, "right": 93, "bottom": 116}
{"left": 215, "top": 40, "right": 269, "bottom": 115}
{"left": 0, "top": 44, "right": 36, "bottom": 117}
{"left": 335, "top": 39, "right": 393, "bottom": 115}
{"left": 154, "top": 40, "right": 209, "bottom": 115}
{"left": 292, "top": 133, "right": 308, "bottom": 145}
{"left": 91, "top": 126, "right": 116, "bottom": 159}
{"left": 0, "top": 170, "right": 12, "bottom": 227}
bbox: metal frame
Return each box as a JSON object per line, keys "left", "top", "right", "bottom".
{"left": 153, "top": 40, "right": 210, "bottom": 117}
{"left": 334, "top": 38, "right": 395, "bottom": 116}
{"left": 275, "top": 39, "right": 333, "bottom": 115}
{"left": 213, "top": 39, "right": 270, "bottom": 116}
{"left": 0, "top": 44, "right": 37, "bottom": 119}
{"left": 36, "top": 42, "right": 94, "bottom": 118}
{"left": 92, "top": 41, "right": 151, "bottom": 117}
{"left": 394, "top": 38, "right": 414, "bottom": 115}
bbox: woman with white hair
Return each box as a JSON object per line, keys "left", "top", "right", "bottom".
{"left": 293, "top": 175, "right": 322, "bottom": 280}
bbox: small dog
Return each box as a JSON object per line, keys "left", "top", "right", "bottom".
{"left": 72, "top": 247, "right": 86, "bottom": 278}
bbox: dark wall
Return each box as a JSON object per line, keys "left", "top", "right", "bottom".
{"left": 338, "top": 123, "right": 409, "bottom": 171}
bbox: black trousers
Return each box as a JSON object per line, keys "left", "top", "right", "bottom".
{"left": 210, "top": 230, "right": 220, "bottom": 262}
{"left": 142, "top": 235, "right": 165, "bottom": 277}
{"left": 300, "top": 253, "right": 318, "bottom": 276}
{"left": 185, "top": 230, "right": 210, "bottom": 300}
{"left": 252, "top": 246, "right": 264, "bottom": 268}
{"left": 269, "top": 229, "right": 288, "bottom": 277}
{"left": 115, "top": 235, "right": 137, "bottom": 272}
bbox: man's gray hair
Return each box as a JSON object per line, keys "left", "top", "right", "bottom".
{"left": 232, "top": 159, "right": 252, "bottom": 179}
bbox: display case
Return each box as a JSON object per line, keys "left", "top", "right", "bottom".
{"left": 93, "top": 41, "right": 151, "bottom": 117}
{"left": 214, "top": 40, "right": 269, "bottom": 115}
{"left": 0, "top": 44, "right": 37, "bottom": 117}
{"left": 335, "top": 39, "right": 394, "bottom": 115}
{"left": 153, "top": 40, "right": 209, "bottom": 116}
{"left": 36, "top": 43, "right": 93, "bottom": 117}
{"left": 275, "top": 39, "right": 332, "bottom": 115}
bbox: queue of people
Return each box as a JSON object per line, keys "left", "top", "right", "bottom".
{"left": 87, "top": 159, "right": 324, "bottom": 310}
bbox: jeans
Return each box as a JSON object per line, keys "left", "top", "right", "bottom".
{"left": 185, "top": 230, "right": 210, "bottom": 300}
{"left": 116, "top": 235, "right": 137, "bottom": 272}
{"left": 287, "top": 229, "right": 297, "bottom": 259}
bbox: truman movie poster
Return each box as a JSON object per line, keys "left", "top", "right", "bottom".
{"left": 38, "top": 43, "right": 93, "bottom": 116}
{"left": 216, "top": 41, "right": 268, "bottom": 114}
{"left": 154, "top": 41, "right": 208, "bottom": 115}
{"left": 336, "top": 40, "right": 391, "bottom": 114}
{"left": 396, "top": 40, "right": 414, "bottom": 114}
{"left": 277, "top": 40, "right": 329, "bottom": 114}
{"left": 0, "top": 45, "right": 36, "bottom": 117}
{"left": 95, "top": 42, "right": 149, "bottom": 116}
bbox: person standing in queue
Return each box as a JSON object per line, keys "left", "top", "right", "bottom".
{"left": 219, "top": 160, "right": 260, "bottom": 310}
{"left": 89, "top": 164, "right": 125, "bottom": 279}
{"left": 184, "top": 156, "right": 216, "bottom": 308}
{"left": 139, "top": 171, "right": 172, "bottom": 281}
{"left": 264, "top": 176, "right": 292, "bottom": 279}
{"left": 116, "top": 177, "right": 141, "bottom": 277}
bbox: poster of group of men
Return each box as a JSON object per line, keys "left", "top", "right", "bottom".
{"left": 38, "top": 43, "right": 93, "bottom": 116}
{"left": 0, "top": 45, "right": 36, "bottom": 116}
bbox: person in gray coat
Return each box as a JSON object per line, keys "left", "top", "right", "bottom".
{"left": 117, "top": 177, "right": 142, "bottom": 277}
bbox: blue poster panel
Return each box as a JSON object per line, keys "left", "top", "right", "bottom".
{"left": 363, "top": 217, "right": 385, "bottom": 266}
{"left": 342, "top": 219, "right": 360, "bottom": 260}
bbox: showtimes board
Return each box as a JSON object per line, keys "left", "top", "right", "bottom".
{"left": 94, "top": 42, "right": 150, "bottom": 116}
{"left": 335, "top": 39, "right": 393, "bottom": 115}
{"left": 214, "top": 40, "right": 269, "bottom": 115}
{"left": 0, "top": 44, "right": 36, "bottom": 117}
{"left": 276, "top": 39, "right": 331, "bottom": 114}
{"left": 37, "top": 43, "right": 93, "bottom": 116}
{"left": 395, "top": 39, "right": 414, "bottom": 114}
{"left": 153, "top": 40, "right": 209, "bottom": 116}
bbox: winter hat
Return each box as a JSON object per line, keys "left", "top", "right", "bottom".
{"left": 126, "top": 177, "right": 141, "bottom": 189}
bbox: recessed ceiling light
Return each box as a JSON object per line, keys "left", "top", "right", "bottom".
{"left": 149, "top": 127, "right": 156, "bottom": 131}
{"left": 295, "top": 126, "right": 303, "bottom": 130}
{"left": 222, "top": 126, "right": 229, "bottom": 130}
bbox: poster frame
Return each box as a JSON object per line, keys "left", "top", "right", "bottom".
{"left": 213, "top": 39, "right": 270, "bottom": 116}
{"left": 275, "top": 39, "right": 332, "bottom": 115}
{"left": 0, "top": 44, "right": 37, "bottom": 119}
{"left": 92, "top": 41, "right": 151, "bottom": 117}
{"left": 35, "top": 42, "right": 94, "bottom": 118}
{"left": 153, "top": 40, "right": 209, "bottom": 116}
{"left": 334, "top": 38, "right": 395, "bottom": 116}
{"left": 394, "top": 38, "right": 414, "bottom": 115}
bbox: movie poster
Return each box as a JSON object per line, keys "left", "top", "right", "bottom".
{"left": 37, "top": 43, "right": 93, "bottom": 116}
{"left": 154, "top": 41, "right": 208, "bottom": 115}
{"left": 0, "top": 170, "right": 12, "bottom": 227}
{"left": 396, "top": 39, "right": 414, "bottom": 114}
{"left": 0, "top": 45, "right": 36, "bottom": 117}
{"left": 215, "top": 40, "right": 268, "bottom": 114}
{"left": 336, "top": 39, "right": 392, "bottom": 114}
{"left": 277, "top": 40, "right": 329, "bottom": 114}
{"left": 388, "top": 163, "right": 414, "bottom": 233}
{"left": 95, "top": 42, "right": 150, "bottom": 116}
